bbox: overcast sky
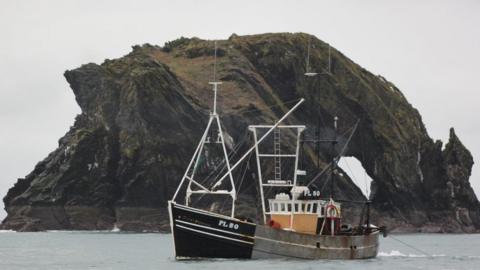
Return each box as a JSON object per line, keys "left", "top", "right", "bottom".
{"left": 1, "top": 0, "right": 479, "bottom": 220}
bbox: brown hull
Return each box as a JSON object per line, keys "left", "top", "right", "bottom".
{"left": 252, "top": 225, "right": 379, "bottom": 259}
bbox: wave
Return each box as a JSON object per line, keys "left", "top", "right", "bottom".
{"left": 0, "top": 230, "right": 15, "bottom": 233}
{"left": 46, "top": 229, "right": 120, "bottom": 233}
{"left": 379, "top": 250, "right": 445, "bottom": 258}
{"left": 111, "top": 224, "right": 120, "bottom": 232}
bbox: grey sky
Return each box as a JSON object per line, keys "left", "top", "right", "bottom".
{"left": 1, "top": 0, "right": 479, "bottom": 220}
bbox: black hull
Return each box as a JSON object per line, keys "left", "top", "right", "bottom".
{"left": 168, "top": 202, "right": 256, "bottom": 259}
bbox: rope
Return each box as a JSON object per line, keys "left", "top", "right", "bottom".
{"left": 389, "top": 235, "right": 432, "bottom": 257}
{"left": 198, "top": 129, "right": 249, "bottom": 186}
{"left": 236, "top": 152, "right": 253, "bottom": 196}
{"left": 221, "top": 98, "right": 302, "bottom": 117}
{"left": 219, "top": 152, "right": 253, "bottom": 214}
{"left": 190, "top": 131, "right": 250, "bottom": 205}
{"left": 306, "top": 163, "right": 331, "bottom": 188}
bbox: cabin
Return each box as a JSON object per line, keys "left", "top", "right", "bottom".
{"left": 267, "top": 190, "right": 342, "bottom": 235}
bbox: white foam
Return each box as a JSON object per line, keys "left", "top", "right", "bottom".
{"left": 111, "top": 224, "right": 120, "bottom": 232}
{"left": 379, "top": 250, "right": 446, "bottom": 258}
{"left": 379, "top": 250, "right": 408, "bottom": 257}
{"left": 0, "top": 230, "right": 15, "bottom": 233}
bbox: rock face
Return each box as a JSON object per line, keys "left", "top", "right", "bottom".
{"left": 2, "top": 33, "right": 478, "bottom": 232}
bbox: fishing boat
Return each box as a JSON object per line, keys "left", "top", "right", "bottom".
{"left": 168, "top": 42, "right": 386, "bottom": 260}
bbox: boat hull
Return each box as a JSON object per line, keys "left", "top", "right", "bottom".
{"left": 168, "top": 202, "right": 256, "bottom": 259}
{"left": 252, "top": 225, "right": 379, "bottom": 259}
{"left": 169, "top": 202, "right": 379, "bottom": 260}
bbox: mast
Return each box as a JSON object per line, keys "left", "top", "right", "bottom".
{"left": 249, "top": 124, "right": 306, "bottom": 225}
{"left": 330, "top": 116, "right": 338, "bottom": 199}
{"left": 304, "top": 36, "right": 318, "bottom": 77}
{"left": 172, "top": 40, "right": 236, "bottom": 218}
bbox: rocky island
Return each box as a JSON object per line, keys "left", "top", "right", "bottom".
{"left": 2, "top": 33, "right": 478, "bottom": 233}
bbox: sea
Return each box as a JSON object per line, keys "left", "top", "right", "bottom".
{"left": 0, "top": 231, "right": 478, "bottom": 270}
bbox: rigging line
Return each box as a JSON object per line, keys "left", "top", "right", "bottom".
{"left": 190, "top": 132, "right": 250, "bottom": 205}
{"left": 235, "top": 151, "right": 253, "bottom": 197}
{"left": 221, "top": 98, "right": 302, "bottom": 117}
{"left": 363, "top": 170, "right": 369, "bottom": 198}
{"left": 193, "top": 132, "right": 252, "bottom": 205}
{"left": 205, "top": 131, "right": 251, "bottom": 184}
{"left": 306, "top": 36, "right": 311, "bottom": 73}
{"left": 335, "top": 119, "right": 360, "bottom": 159}
{"left": 303, "top": 120, "right": 354, "bottom": 144}
{"left": 315, "top": 102, "right": 327, "bottom": 130}
{"left": 389, "top": 235, "right": 432, "bottom": 257}
{"left": 218, "top": 162, "right": 249, "bottom": 214}
{"left": 359, "top": 122, "right": 370, "bottom": 198}
{"left": 306, "top": 119, "right": 360, "bottom": 189}
{"left": 343, "top": 158, "right": 365, "bottom": 197}
{"left": 198, "top": 129, "right": 249, "bottom": 185}
{"left": 306, "top": 163, "right": 331, "bottom": 188}
{"left": 318, "top": 176, "right": 330, "bottom": 194}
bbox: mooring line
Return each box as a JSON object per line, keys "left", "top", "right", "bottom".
{"left": 389, "top": 235, "right": 432, "bottom": 257}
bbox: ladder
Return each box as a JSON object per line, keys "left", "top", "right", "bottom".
{"left": 274, "top": 128, "right": 281, "bottom": 180}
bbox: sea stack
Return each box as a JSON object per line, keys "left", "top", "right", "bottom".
{"left": 2, "top": 33, "right": 478, "bottom": 232}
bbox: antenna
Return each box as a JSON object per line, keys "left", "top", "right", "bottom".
{"left": 213, "top": 40, "right": 218, "bottom": 82}
{"left": 209, "top": 40, "right": 222, "bottom": 115}
{"left": 304, "top": 39, "right": 333, "bottom": 77}
{"left": 304, "top": 37, "right": 318, "bottom": 77}
{"left": 330, "top": 115, "right": 338, "bottom": 199}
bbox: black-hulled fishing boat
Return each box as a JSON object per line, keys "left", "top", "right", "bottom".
{"left": 168, "top": 41, "right": 386, "bottom": 260}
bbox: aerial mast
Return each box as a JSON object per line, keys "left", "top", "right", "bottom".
{"left": 330, "top": 116, "right": 338, "bottom": 199}
{"left": 304, "top": 36, "right": 318, "bottom": 77}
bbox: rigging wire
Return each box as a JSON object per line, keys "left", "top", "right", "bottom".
{"left": 306, "top": 163, "right": 331, "bottom": 189}
{"left": 359, "top": 124, "right": 370, "bottom": 198}
{"left": 235, "top": 152, "right": 253, "bottom": 197}
{"left": 191, "top": 131, "right": 251, "bottom": 205}
{"left": 198, "top": 129, "right": 250, "bottom": 185}
{"left": 188, "top": 147, "right": 249, "bottom": 208}
{"left": 306, "top": 37, "right": 311, "bottom": 74}
{"left": 221, "top": 98, "right": 302, "bottom": 117}
{"left": 389, "top": 235, "right": 432, "bottom": 257}
{"left": 305, "top": 119, "right": 360, "bottom": 189}
{"left": 219, "top": 151, "right": 253, "bottom": 214}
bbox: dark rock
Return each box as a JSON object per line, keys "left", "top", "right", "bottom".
{"left": 2, "top": 33, "right": 478, "bottom": 232}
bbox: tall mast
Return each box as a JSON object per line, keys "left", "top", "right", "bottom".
{"left": 330, "top": 116, "right": 338, "bottom": 199}
{"left": 211, "top": 40, "right": 220, "bottom": 115}
{"left": 172, "top": 40, "right": 236, "bottom": 218}
{"left": 304, "top": 36, "right": 318, "bottom": 77}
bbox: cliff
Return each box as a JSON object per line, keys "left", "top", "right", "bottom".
{"left": 2, "top": 33, "right": 478, "bottom": 232}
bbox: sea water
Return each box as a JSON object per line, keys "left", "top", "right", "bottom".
{"left": 0, "top": 231, "right": 478, "bottom": 270}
